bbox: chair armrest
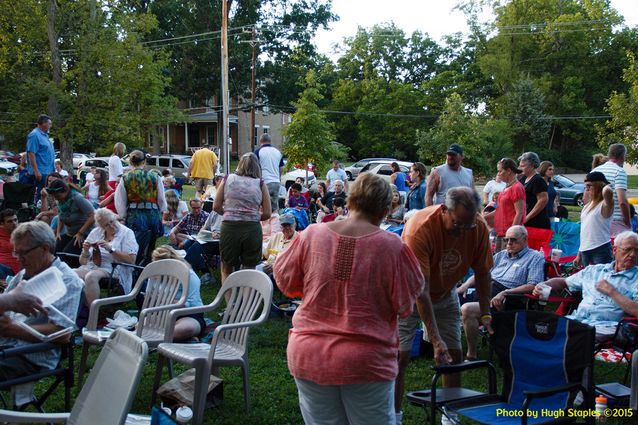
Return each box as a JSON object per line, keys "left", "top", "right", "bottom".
{"left": 138, "top": 302, "right": 186, "bottom": 325}
{"left": 164, "top": 301, "right": 224, "bottom": 342}
{"left": 0, "top": 409, "right": 70, "bottom": 423}
{"left": 111, "top": 261, "right": 145, "bottom": 271}
{"left": 522, "top": 382, "right": 582, "bottom": 404}
{"left": 0, "top": 342, "right": 57, "bottom": 357}
{"left": 432, "top": 360, "right": 492, "bottom": 374}
{"left": 86, "top": 292, "right": 139, "bottom": 331}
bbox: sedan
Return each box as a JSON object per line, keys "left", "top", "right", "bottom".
{"left": 554, "top": 174, "right": 585, "bottom": 207}
{"left": 359, "top": 160, "right": 412, "bottom": 183}
{"left": 281, "top": 168, "right": 316, "bottom": 189}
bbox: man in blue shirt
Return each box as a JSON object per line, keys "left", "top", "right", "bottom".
{"left": 26, "top": 114, "right": 55, "bottom": 202}
{"left": 535, "top": 230, "right": 638, "bottom": 341}
{"left": 458, "top": 224, "right": 545, "bottom": 359}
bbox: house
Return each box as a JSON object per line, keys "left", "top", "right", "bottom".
{"left": 148, "top": 97, "right": 291, "bottom": 158}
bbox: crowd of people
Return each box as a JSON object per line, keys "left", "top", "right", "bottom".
{"left": 1, "top": 114, "right": 637, "bottom": 424}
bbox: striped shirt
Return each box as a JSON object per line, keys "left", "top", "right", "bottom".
{"left": 491, "top": 247, "right": 545, "bottom": 289}
{"left": 593, "top": 161, "right": 627, "bottom": 222}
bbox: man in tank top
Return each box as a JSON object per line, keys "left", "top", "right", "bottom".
{"left": 425, "top": 144, "right": 474, "bottom": 206}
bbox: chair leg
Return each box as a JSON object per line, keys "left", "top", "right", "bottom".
{"left": 167, "top": 359, "right": 174, "bottom": 380}
{"left": 77, "top": 344, "right": 90, "bottom": 385}
{"left": 151, "top": 355, "right": 166, "bottom": 408}
{"left": 192, "top": 365, "right": 211, "bottom": 425}
{"left": 241, "top": 362, "right": 250, "bottom": 410}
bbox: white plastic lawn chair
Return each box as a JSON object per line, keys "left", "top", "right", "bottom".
{"left": 151, "top": 269, "right": 273, "bottom": 425}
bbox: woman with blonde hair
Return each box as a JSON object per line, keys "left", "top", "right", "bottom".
{"left": 575, "top": 171, "right": 613, "bottom": 266}
{"left": 214, "top": 152, "right": 271, "bottom": 284}
{"left": 162, "top": 189, "right": 188, "bottom": 235}
{"left": 152, "top": 245, "right": 206, "bottom": 341}
{"left": 274, "top": 172, "right": 448, "bottom": 424}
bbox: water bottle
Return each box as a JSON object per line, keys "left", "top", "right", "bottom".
{"left": 595, "top": 395, "right": 607, "bottom": 421}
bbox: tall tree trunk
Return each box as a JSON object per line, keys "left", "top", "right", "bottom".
{"left": 47, "top": 0, "right": 72, "bottom": 172}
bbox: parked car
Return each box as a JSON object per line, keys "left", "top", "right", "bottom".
{"left": 281, "top": 168, "right": 316, "bottom": 189}
{"left": 358, "top": 160, "right": 413, "bottom": 183}
{"left": 554, "top": 174, "right": 585, "bottom": 207}
{"left": 76, "top": 157, "right": 126, "bottom": 184}
{"left": 0, "top": 150, "right": 21, "bottom": 165}
{"left": 72, "top": 153, "right": 92, "bottom": 170}
{"left": 345, "top": 157, "right": 398, "bottom": 181}
{"left": 145, "top": 155, "right": 191, "bottom": 179}
{"left": 0, "top": 160, "right": 18, "bottom": 176}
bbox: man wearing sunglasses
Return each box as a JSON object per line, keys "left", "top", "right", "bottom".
{"left": 458, "top": 225, "right": 545, "bottom": 360}
{"left": 396, "top": 187, "right": 492, "bottom": 422}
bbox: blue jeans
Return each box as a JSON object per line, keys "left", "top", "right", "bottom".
{"left": 580, "top": 242, "right": 613, "bottom": 266}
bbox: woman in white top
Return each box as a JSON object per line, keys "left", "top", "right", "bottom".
{"left": 108, "top": 142, "right": 126, "bottom": 189}
{"left": 83, "top": 169, "right": 109, "bottom": 208}
{"left": 575, "top": 171, "right": 613, "bottom": 267}
{"left": 482, "top": 174, "right": 506, "bottom": 207}
{"left": 75, "top": 208, "right": 138, "bottom": 306}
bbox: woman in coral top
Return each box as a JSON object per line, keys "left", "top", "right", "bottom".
{"left": 484, "top": 158, "right": 526, "bottom": 252}
{"left": 274, "top": 173, "right": 447, "bottom": 425}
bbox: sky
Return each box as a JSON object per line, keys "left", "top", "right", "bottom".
{"left": 315, "top": 0, "right": 638, "bottom": 57}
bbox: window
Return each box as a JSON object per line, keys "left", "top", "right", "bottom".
{"left": 172, "top": 158, "right": 185, "bottom": 168}
{"left": 378, "top": 165, "right": 393, "bottom": 176}
{"left": 159, "top": 158, "right": 170, "bottom": 167}
{"left": 254, "top": 126, "right": 259, "bottom": 147}
{"left": 263, "top": 126, "right": 269, "bottom": 134}
{"left": 146, "top": 157, "right": 157, "bottom": 166}
{"left": 206, "top": 127, "right": 215, "bottom": 146}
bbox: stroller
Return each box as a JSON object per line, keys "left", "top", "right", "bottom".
{"left": 1, "top": 181, "right": 37, "bottom": 222}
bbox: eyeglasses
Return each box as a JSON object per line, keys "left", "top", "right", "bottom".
{"left": 617, "top": 246, "right": 638, "bottom": 255}
{"left": 12, "top": 245, "right": 40, "bottom": 258}
{"left": 503, "top": 237, "right": 520, "bottom": 244}
{"left": 451, "top": 219, "right": 477, "bottom": 230}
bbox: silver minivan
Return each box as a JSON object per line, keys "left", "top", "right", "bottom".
{"left": 145, "top": 155, "right": 191, "bottom": 178}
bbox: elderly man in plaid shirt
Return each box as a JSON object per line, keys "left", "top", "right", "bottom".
{"left": 0, "top": 221, "right": 83, "bottom": 381}
{"left": 169, "top": 198, "right": 210, "bottom": 249}
{"left": 457, "top": 224, "right": 545, "bottom": 360}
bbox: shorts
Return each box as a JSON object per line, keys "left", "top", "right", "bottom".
{"left": 184, "top": 312, "right": 207, "bottom": 338}
{"left": 398, "top": 289, "right": 462, "bottom": 352}
{"left": 194, "top": 178, "right": 211, "bottom": 194}
{"left": 219, "top": 220, "right": 262, "bottom": 268}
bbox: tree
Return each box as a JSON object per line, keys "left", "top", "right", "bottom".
{"left": 503, "top": 77, "right": 551, "bottom": 153}
{"left": 415, "top": 93, "right": 513, "bottom": 177}
{"left": 598, "top": 51, "right": 638, "bottom": 163}
{"left": 282, "top": 70, "right": 338, "bottom": 181}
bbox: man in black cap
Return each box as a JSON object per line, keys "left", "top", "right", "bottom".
{"left": 425, "top": 144, "right": 474, "bottom": 206}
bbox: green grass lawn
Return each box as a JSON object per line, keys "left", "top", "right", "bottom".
{"left": 12, "top": 185, "right": 634, "bottom": 424}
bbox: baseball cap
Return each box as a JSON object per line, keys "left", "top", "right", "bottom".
{"left": 446, "top": 144, "right": 464, "bottom": 156}
{"left": 585, "top": 171, "right": 609, "bottom": 185}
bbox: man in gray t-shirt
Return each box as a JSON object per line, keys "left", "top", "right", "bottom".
{"left": 425, "top": 144, "right": 474, "bottom": 206}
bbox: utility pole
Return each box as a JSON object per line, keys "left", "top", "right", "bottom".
{"left": 250, "top": 26, "right": 257, "bottom": 149}
{"left": 221, "top": 0, "right": 230, "bottom": 175}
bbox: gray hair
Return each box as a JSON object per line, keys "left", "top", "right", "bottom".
{"left": 95, "top": 208, "right": 117, "bottom": 226}
{"left": 11, "top": 221, "right": 56, "bottom": 253}
{"left": 259, "top": 133, "right": 272, "bottom": 144}
{"left": 333, "top": 179, "right": 344, "bottom": 187}
{"left": 518, "top": 152, "right": 541, "bottom": 168}
{"left": 614, "top": 231, "right": 638, "bottom": 247}
{"left": 444, "top": 187, "right": 481, "bottom": 216}
{"left": 608, "top": 143, "right": 627, "bottom": 160}
{"left": 236, "top": 152, "right": 262, "bottom": 179}
{"left": 507, "top": 225, "right": 528, "bottom": 239}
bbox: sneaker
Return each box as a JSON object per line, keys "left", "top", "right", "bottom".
{"left": 441, "top": 411, "right": 458, "bottom": 425}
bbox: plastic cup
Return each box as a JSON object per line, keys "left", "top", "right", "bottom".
{"left": 538, "top": 284, "right": 551, "bottom": 305}
{"left": 175, "top": 406, "right": 193, "bottom": 424}
{"left": 550, "top": 249, "right": 562, "bottom": 262}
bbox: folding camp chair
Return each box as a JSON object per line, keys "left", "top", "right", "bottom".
{"left": 0, "top": 340, "right": 74, "bottom": 412}
{"left": 409, "top": 311, "right": 595, "bottom": 425}
{"left": 1, "top": 182, "right": 37, "bottom": 222}
{"left": 0, "top": 329, "right": 148, "bottom": 424}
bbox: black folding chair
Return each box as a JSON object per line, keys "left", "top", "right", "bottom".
{"left": 1, "top": 182, "right": 37, "bottom": 222}
{"left": 0, "top": 340, "right": 74, "bottom": 412}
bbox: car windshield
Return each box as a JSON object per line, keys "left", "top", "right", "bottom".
{"left": 181, "top": 157, "right": 190, "bottom": 166}
{"left": 554, "top": 175, "right": 574, "bottom": 187}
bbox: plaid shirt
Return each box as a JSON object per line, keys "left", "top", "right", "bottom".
{"left": 491, "top": 247, "right": 545, "bottom": 289}
{"left": 0, "top": 258, "right": 83, "bottom": 371}
{"left": 176, "top": 211, "right": 210, "bottom": 235}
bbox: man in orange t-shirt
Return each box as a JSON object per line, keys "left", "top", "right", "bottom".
{"left": 395, "top": 187, "right": 494, "bottom": 416}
